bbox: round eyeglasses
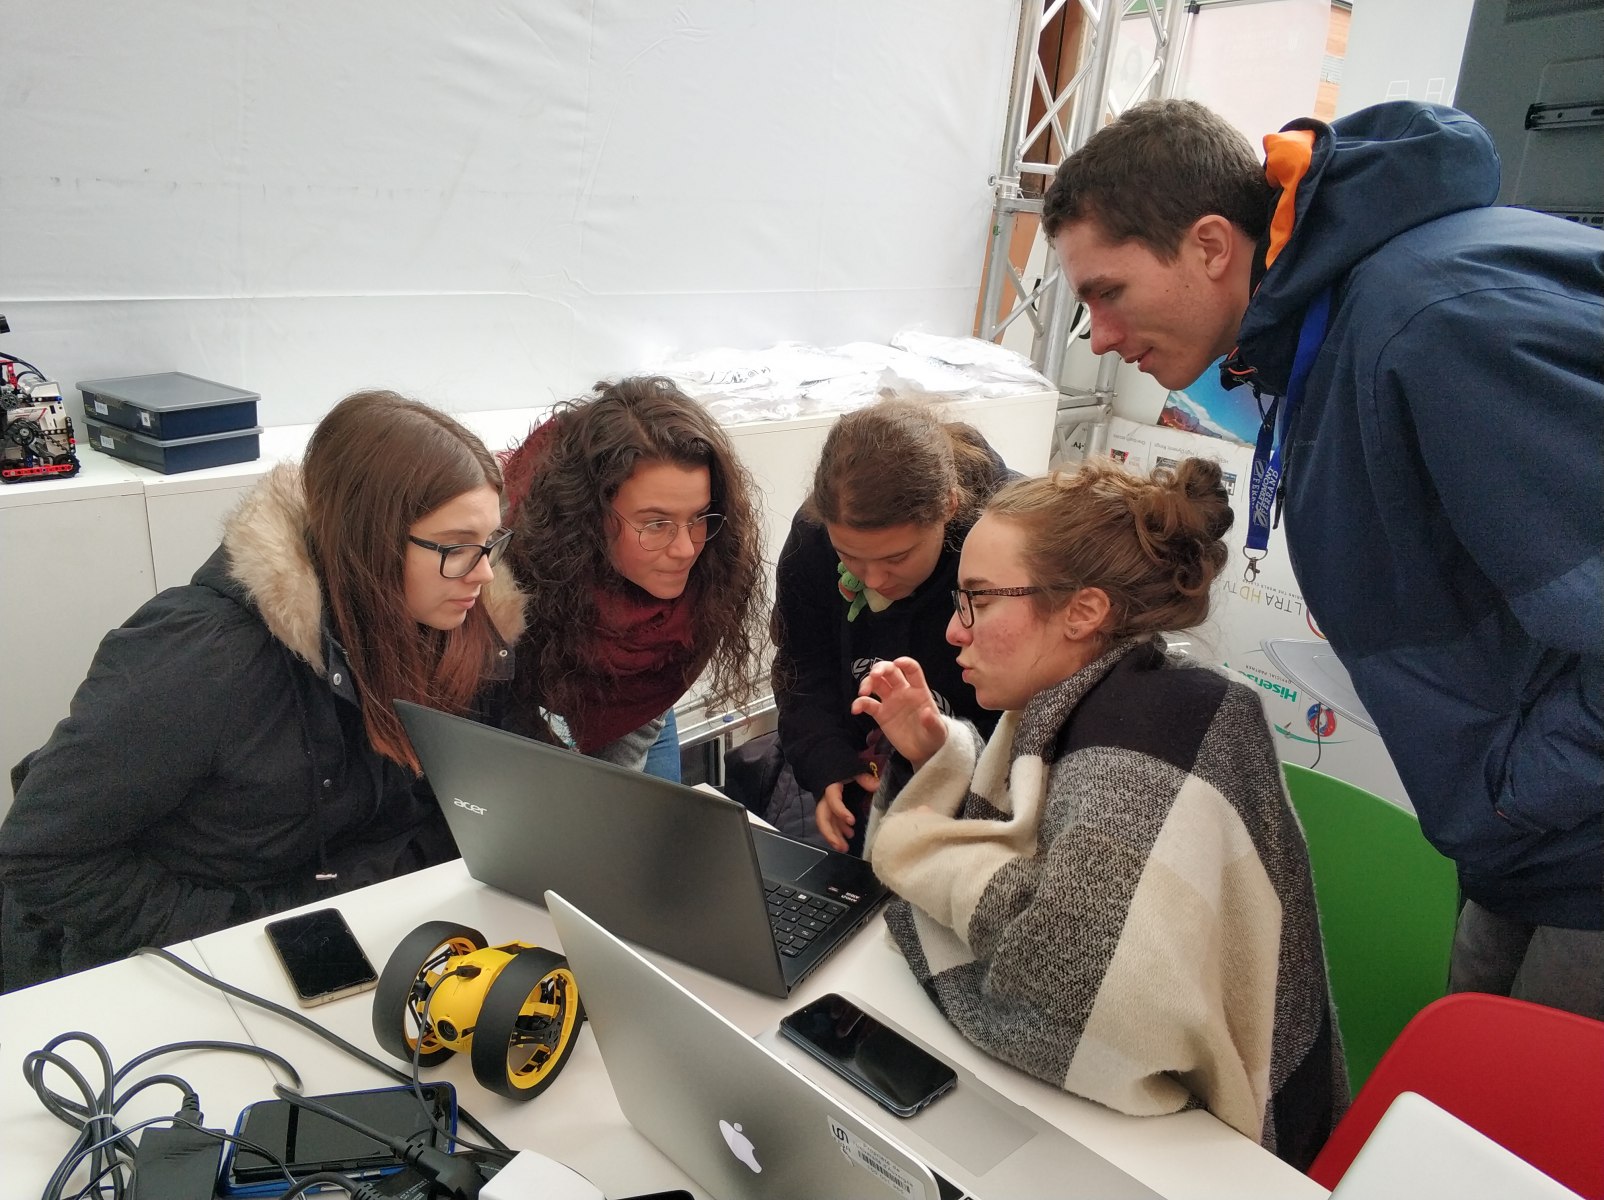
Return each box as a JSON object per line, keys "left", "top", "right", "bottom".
{"left": 613, "top": 511, "right": 724, "bottom": 552}
{"left": 951, "top": 586, "right": 1043, "bottom": 628}
{"left": 408, "top": 528, "right": 514, "bottom": 579}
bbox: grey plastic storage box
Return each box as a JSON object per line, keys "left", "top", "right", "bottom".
{"left": 77, "top": 372, "right": 259, "bottom": 440}
{"left": 85, "top": 417, "right": 263, "bottom": 474}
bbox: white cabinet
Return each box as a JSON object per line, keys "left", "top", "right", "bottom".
{"left": 143, "top": 485, "right": 255, "bottom": 591}
{"left": 136, "top": 424, "right": 316, "bottom": 591}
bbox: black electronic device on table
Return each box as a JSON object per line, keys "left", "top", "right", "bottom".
{"left": 780, "top": 992, "right": 958, "bottom": 1118}
{"left": 218, "top": 1083, "right": 456, "bottom": 1195}
{"left": 264, "top": 907, "right": 380, "bottom": 1007}
{"left": 395, "top": 699, "right": 889, "bottom": 998}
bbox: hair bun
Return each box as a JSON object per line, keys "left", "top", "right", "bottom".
{"left": 1173, "top": 458, "right": 1235, "bottom": 542}
{"left": 1133, "top": 457, "right": 1232, "bottom": 598}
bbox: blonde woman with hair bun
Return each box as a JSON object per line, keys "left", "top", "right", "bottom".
{"left": 855, "top": 456, "right": 1346, "bottom": 1169}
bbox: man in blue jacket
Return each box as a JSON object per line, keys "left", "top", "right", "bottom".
{"left": 1041, "top": 99, "right": 1602, "bottom": 1018}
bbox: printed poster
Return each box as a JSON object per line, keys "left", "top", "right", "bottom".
{"left": 1156, "top": 357, "right": 1265, "bottom": 446}
{"left": 1106, "top": 417, "right": 1411, "bottom": 810}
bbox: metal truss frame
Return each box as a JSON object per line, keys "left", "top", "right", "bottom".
{"left": 977, "top": 0, "right": 1198, "bottom": 435}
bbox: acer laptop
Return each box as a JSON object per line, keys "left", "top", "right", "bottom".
{"left": 547, "top": 891, "right": 1164, "bottom": 1200}
{"left": 395, "top": 701, "right": 887, "bottom": 997}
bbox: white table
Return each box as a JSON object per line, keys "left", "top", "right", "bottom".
{"left": 0, "top": 860, "right": 1334, "bottom": 1198}
{"left": 0, "top": 945, "right": 286, "bottom": 1190}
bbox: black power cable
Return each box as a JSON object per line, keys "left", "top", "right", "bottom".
{"left": 0, "top": 349, "right": 49, "bottom": 382}
{"left": 274, "top": 1171, "right": 386, "bottom": 1199}
{"left": 22, "top": 1031, "right": 302, "bottom": 1200}
{"left": 23, "top": 1025, "right": 487, "bottom": 1199}
{"left": 399, "top": 960, "right": 518, "bottom": 1159}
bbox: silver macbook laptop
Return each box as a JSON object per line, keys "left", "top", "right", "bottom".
{"left": 546, "top": 890, "right": 1163, "bottom": 1200}
{"left": 395, "top": 701, "right": 888, "bottom": 997}
{"left": 1328, "top": 1092, "right": 1583, "bottom": 1200}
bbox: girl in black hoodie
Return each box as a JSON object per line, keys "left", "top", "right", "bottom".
{"left": 770, "top": 396, "right": 1016, "bottom": 854}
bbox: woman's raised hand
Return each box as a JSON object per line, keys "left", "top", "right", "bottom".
{"left": 852, "top": 657, "right": 948, "bottom": 767}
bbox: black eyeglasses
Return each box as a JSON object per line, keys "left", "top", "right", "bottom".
{"left": 951, "top": 586, "right": 1042, "bottom": 628}
{"left": 408, "top": 528, "right": 513, "bottom": 579}
{"left": 613, "top": 511, "right": 725, "bottom": 552}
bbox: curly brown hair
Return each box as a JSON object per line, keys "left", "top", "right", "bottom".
{"left": 504, "top": 376, "right": 766, "bottom": 727}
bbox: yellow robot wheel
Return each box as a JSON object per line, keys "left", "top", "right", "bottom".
{"left": 468, "top": 945, "right": 583, "bottom": 1100}
{"left": 372, "top": 921, "right": 488, "bottom": 1067}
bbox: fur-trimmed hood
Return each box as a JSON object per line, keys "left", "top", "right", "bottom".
{"left": 215, "top": 463, "right": 526, "bottom": 674}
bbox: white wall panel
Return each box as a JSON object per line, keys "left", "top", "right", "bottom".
{"left": 1341, "top": 0, "right": 1476, "bottom": 117}
{"left": 1, "top": 1, "right": 1016, "bottom": 425}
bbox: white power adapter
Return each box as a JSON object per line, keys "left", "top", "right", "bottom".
{"left": 480, "top": 1149, "right": 605, "bottom": 1200}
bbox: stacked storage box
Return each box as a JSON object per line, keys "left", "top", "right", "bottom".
{"left": 78, "top": 372, "right": 262, "bottom": 474}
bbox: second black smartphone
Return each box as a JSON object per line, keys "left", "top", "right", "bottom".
{"left": 779, "top": 993, "right": 957, "bottom": 1118}
{"left": 219, "top": 1083, "right": 456, "bottom": 1194}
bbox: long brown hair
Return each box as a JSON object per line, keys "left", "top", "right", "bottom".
{"left": 804, "top": 394, "right": 1004, "bottom": 538}
{"left": 986, "top": 456, "right": 1234, "bottom": 639}
{"left": 505, "top": 376, "right": 766, "bottom": 724}
{"left": 303, "top": 390, "right": 504, "bottom": 770}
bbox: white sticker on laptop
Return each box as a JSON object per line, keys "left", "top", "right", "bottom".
{"left": 828, "top": 1115, "right": 919, "bottom": 1197}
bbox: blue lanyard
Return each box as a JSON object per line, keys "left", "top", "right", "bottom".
{"left": 1243, "top": 288, "right": 1332, "bottom": 580}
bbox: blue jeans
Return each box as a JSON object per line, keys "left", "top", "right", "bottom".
{"left": 643, "top": 707, "right": 681, "bottom": 782}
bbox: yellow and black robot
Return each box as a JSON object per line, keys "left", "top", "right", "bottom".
{"left": 373, "top": 921, "right": 583, "bottom": 1100}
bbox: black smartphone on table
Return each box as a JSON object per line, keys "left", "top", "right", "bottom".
{"left": 779, "top": 993, "right": 957, "bottom": 1118}
{"left": 264, "top": 907, "right": 379, "bottom": 1007}
{"left": 218, "top": 1083, "right": 456, "bottom": 1195}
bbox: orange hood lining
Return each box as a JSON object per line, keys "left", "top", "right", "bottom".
{"left": 1262, "top": 129, "right": 1316, "bottom": 271}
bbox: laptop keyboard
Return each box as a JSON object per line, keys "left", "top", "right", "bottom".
{"left": 764, "top": 883, "right": 849, "bottom": 958}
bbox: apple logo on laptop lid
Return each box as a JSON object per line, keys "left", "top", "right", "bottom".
{"left": 719, "top": 1119, "right": 763, "bottom": 1174}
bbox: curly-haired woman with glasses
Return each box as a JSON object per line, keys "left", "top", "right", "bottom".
{"left": 499, "top": 377, "right": 765, "bottom": 775}
{"left": 0, "top": 391, "right": 524, "bottom": 990}
{"left": 853, "top": 457, "right": 1344, "bottom": 1169}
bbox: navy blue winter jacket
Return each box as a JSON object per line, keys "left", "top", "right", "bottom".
{"left": 1222, "top": 102, "right": 1602, "bottom": 929}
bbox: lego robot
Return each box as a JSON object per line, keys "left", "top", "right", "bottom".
{"left": 0, "top": 316, "right": 80, "bottom": 483}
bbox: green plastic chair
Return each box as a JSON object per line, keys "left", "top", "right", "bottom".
{"left": 1282, "top": 763, "right": 1460, "bottom": 1095}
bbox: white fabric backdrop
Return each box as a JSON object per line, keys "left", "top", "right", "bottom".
{"left": 1, "top": 1, "right": 1016, "bottom": 424}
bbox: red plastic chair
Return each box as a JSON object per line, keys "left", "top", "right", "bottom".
{"left": 1309, "top": 992, "right": 1604, "bottom": 1198}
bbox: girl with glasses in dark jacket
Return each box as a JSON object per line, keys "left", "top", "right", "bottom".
{"left": 0, "top": 391, "right": 524, "bottom": 991}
